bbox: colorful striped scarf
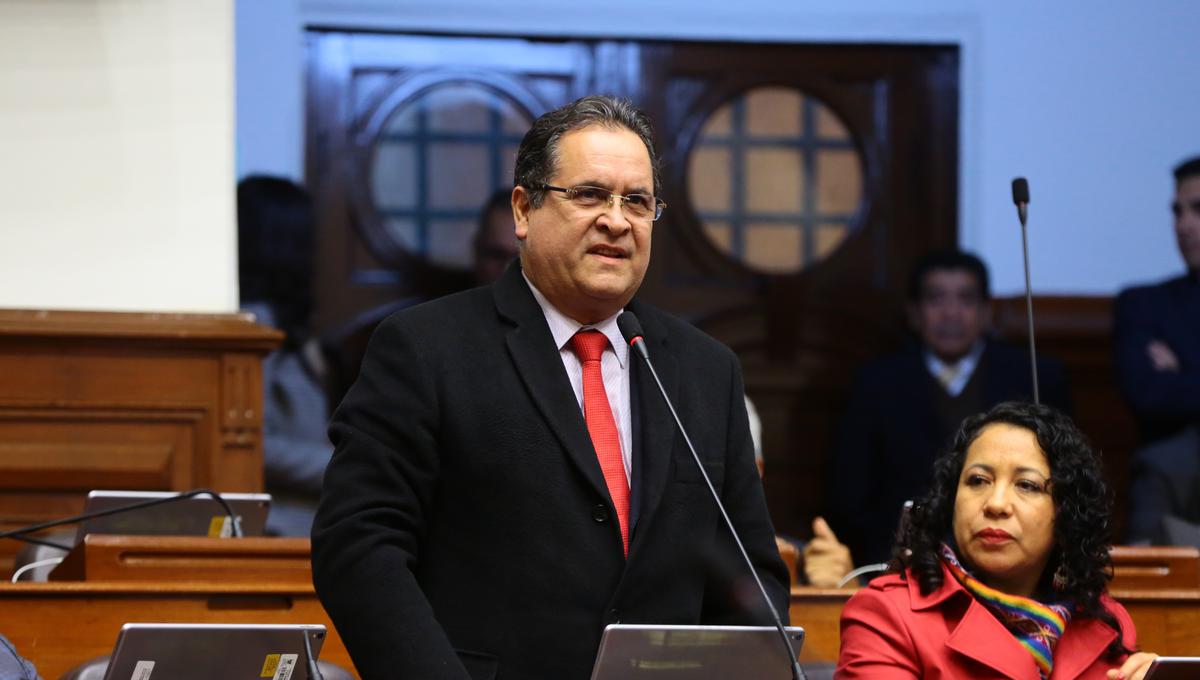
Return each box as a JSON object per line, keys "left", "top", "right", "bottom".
{"left": 940, "top": 544, "right": 1072, "bottom": 678}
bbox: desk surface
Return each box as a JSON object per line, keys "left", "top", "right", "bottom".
{"left": 0, "top": 581, "right": 357, "bottom": 679}
{"left": 3, "top": 583, "right": 1198, "bottom": 677}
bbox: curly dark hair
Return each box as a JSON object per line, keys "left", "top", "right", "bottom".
{"left": 895, "top": 401, "right": 1130, "bottom": 660}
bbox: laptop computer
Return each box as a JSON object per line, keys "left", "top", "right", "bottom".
{"left": 1145, "top": 656, "right": 1200, "bottom": 679}
{"left": 77, "top": 490, "right": 271, "bottom": 542}
{"left": 102, "top": 623, "right": 325, "bottom": 680}
{"left": 590, "top": 624, "right": 805, "bottom": 680}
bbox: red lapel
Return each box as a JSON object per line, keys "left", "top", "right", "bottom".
{"left": 1047, "top": 616, "right": 1117, "bottom": 680}
{"left": 909, "top": 563, "right": 1041, "bottom": 679}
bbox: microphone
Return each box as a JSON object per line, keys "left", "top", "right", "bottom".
{"left": 1011, "top": 177, "right": 1040, "bottom": 404}
{"left": 617, "top": 312, "right": 806, "bottom": 680}
{"left": 0, "top": 488, "right": 245, "bottom": 550}
{"left": 1012, "top": 177, "right": 1029, "bottom": 227}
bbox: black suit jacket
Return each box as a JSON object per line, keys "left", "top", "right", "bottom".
{"left": 827, "top": 340, "right": 1071, "bottom": 565}
{"left": 1114, "top": 273, "right": 1200, "bottom": 444}
{"left": 311, "top": 264, "right": 788, "bottom": 680}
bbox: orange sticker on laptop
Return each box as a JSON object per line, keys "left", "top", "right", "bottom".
{"left": 260, "top": 654, "right": 280, "bottom": 677}
{"left": 207, "top": 516, "right": 232, "bottom": 538}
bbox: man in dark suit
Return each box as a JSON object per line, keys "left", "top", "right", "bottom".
{"left": 827, "top": 251, "right": 1070, "bottom": 566}
{"left": 1116, "top": 155, "right": 1200, "bottom": 543}
{"left": 311, "top": 95, "right": 788, "bottom": 680}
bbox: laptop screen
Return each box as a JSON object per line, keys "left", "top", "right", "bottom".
{"left": 77, "top": 490, "right": 271, "bottom": 543}
{"left": 590, "top": 624, "right": 805, "bottom": 680}
{"left": 102, "top": 623, "right": 325, "bottom": 680}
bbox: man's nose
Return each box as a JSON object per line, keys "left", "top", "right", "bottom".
{"left": 596, "top": 198, "right": 632, "bottom": 234}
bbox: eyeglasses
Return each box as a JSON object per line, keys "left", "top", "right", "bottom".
{"left": 540, "top": 184, "right": 666, "bottom": 222}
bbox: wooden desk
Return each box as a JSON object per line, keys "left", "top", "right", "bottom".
{"left": 0, "top": 536, "right": 359, "bottom": 679}
{"left": 50, "top": 535, "right": 313, "bottom": 583}
{"left": 1113, "top": 589, "right": 1200, "bottom": 654}
{"left": 0, "top": 581, "right": 356, "bottom": 679}
{"left": 789, "top": 588, "right": 852, "bottom": 663}
{"left": 1112, "top": 546, "right": 1200, "bottom": 591}
{"left": 790, "top": 586, "right": 1200, "bottom": 663}
{"left": 0, "top": 309, "right": 283, "bottom": 573}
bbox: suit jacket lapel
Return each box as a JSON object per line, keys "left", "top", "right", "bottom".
{"left": 625, "top": 300, "right": 677, "bottom": 554}
{"left": 493, "top": 265, "right": 611, "bottom": 504}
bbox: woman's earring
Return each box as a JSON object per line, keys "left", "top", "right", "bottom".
{"left": 1053, "top": 564, "right": 1068, "bottom": 591}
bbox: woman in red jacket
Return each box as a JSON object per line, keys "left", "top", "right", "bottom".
{"left": 837, "top": 402, "right": 1158, "bottom": 679}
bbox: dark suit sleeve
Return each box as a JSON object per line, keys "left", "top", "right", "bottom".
{"left": 1114, "top": 288, "right": 1200, "bottom": 419}
{"left": 702, "top": 353, "right": 791, "bottom": 623}
{"left": 311, "top": 317, "right": 471, "bottom": 680}
{"left": 827, "top": 368, "right": 882, "bottom": 566}
{"left": 1037, "top": 355, "right": 1073, "bottom": 416}
{"left": 1125, "top": 449, "right": 1173, "bottom": 543}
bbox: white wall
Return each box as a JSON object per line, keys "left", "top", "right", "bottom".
{"left": 244, "top": 1, "right": 1195, "bottom": 295}
{"left": 236, "top": 0, "right": 304, "bottom": 183}
{"left": 0, "top": 0, "right": 237, "bottom": 313}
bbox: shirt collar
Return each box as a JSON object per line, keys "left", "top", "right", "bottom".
{"left": 522, "top": 273, "right": 628, "bottom": 368}
{"left": 924, "top": 339, "right": 985, "bottom": 383}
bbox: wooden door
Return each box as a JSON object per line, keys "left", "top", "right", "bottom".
{"left": 305, "top": 31, "right": 958, "bottom": 537}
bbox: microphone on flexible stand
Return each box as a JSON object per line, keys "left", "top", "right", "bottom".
{"left": 0, "top": 488, "right": 245, "bottom": 549}
{"left": 617, "top": 312, "right": 805, "bottom": 680}
{"left": 1012, "top": 177, "right": 1040, "bottom": 405}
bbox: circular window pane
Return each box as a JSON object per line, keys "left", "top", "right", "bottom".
{"left": 369, "top": 83, "right": 531, "bottom": 268}
{"left": 687, "top": 87, "right": 864, "bottom": 275}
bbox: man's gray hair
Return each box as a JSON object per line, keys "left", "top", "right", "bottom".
{"left": 513, "top": 95, "right": 661, "bottom": 207}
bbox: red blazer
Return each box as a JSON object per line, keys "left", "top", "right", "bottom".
{"left": 837, "top": 564, "right": 1137, "bottom": 679}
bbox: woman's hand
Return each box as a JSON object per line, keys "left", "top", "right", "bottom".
{"left": 1107, "top": 652, "right": 1159, "bottom": 680}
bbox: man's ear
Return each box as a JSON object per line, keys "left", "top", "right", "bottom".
{"left": 512, "top": 186, "right": 530, "bottom": 241}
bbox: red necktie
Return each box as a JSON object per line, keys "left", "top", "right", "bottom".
{"left": 569, "top": 330, "right": 630, "bottom": 556}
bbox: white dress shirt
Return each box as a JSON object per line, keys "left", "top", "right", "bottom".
{"left": 924, "top": 340, "right": 986, "bottom": 397}
{"left": 524, "top": 274, "right": 632, "bottom": 483}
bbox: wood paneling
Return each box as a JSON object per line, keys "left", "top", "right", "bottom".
{"left": 0, "top": 309, "right": 281, "bottom": 572}
{"left": 992, "top": 295, "right": 1139, "bottom": 537}
{"left": 1111, "top": 546, "right": 1200, "bottom": 591}
{"left": 0, "top": 582, "right": 355, "bottom": 679}
{"left": 0, "top": 535, "right": 355, "bottom": 678}
{"left": 50, "top": 535, "right": 313, "bottom": 583}
{"left": 306, "top": 32, "right": 960, "bottom": 538}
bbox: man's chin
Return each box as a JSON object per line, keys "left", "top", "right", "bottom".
{"left": 930, "top": 345, "right": 972, "bottom": 363}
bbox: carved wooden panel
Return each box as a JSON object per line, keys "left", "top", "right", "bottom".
{"left": 1110, "top": 545, "right": 1200, "bottom": 591}
{"left": 992, "top": 295, "right": 1139, "bottom": 537}
{"left": 0, "top": 582, "right": 356, "bottom": 679}
{"left": 0, "top": 310, "right": 281, "bottom": 572}
{"left": 49, "top": 535, "right": 313, "bottom": 583}
{"left": 307, "top": 33, "right": 961, "bottom": 539}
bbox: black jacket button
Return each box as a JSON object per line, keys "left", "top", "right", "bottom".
{"left": 592, "top": 504, "right": 609, "bottom": 523}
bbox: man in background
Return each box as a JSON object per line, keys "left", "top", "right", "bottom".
{"left": 472, "top": 188, "right": 522, "bottom": 285}
{"left": 745, "top": 396, "right": 854, "bottom": 588}
{"left": 827, "top": 250, "right": 1070, "bottom": 565}
{"left": 1117, "top": 155, "right": 1200, "bottom": 543}
{"left": 238, "top": 176, "right": 331, "bottom": 537}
